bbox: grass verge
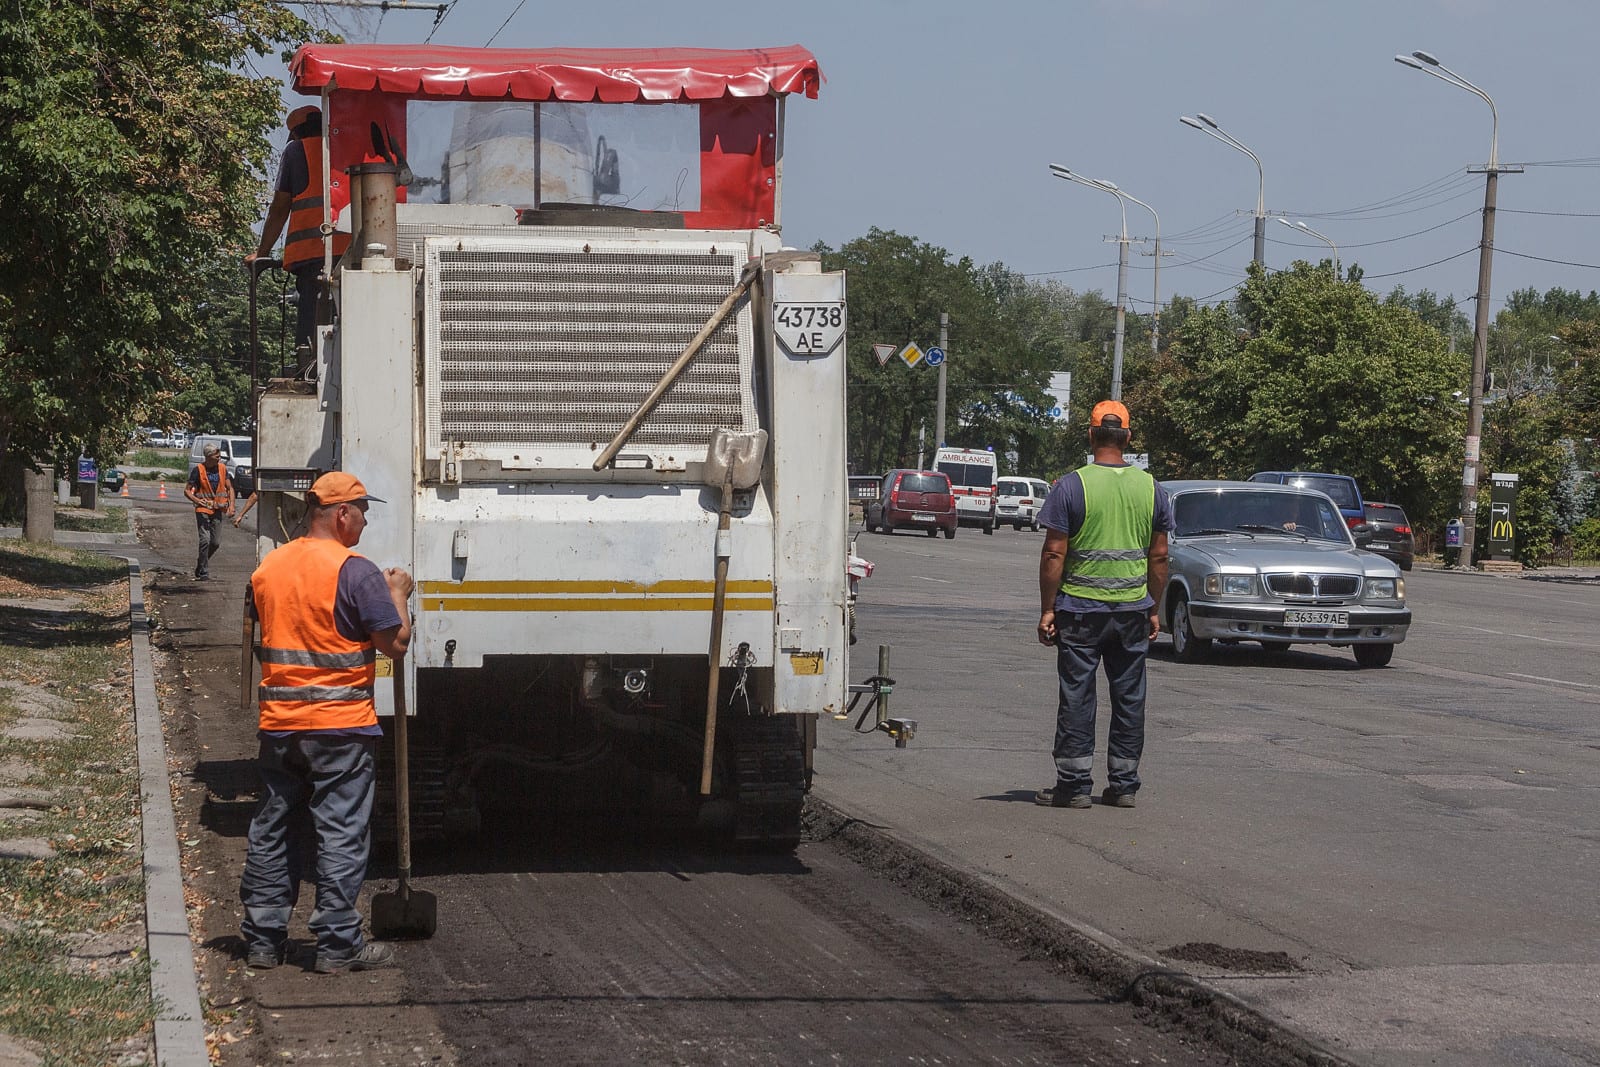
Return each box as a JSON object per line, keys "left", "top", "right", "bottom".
{"left": 52, "top": 508, "right": 131, "bottom": 534}
{"left": 122, "top": 449, "right": 187, "bottom": 472}
{"left": 0, "top": 539, "right": 154, "bottom": 1065}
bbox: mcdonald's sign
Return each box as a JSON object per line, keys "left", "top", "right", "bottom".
{"left": 1488, "top": 473, "right": 1519, "bottom": 559}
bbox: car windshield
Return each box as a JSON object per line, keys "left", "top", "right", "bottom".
{"left": 997, "top": 480, "right": 1029, "bottom": 496}
{"left": 937, "top": 462, "right": 993, "bottom": 488}
{"left": 898, "top": 474, "right": 947, "bottom": 494}
{"left": 1285, "top": 475, "right": 1358, "bottom": 510}
{"left": 1175, "top": 490, "right": 1350, "bottom": 543}
{"left": 231, "top": 440, "right": 252, "bottom": 461}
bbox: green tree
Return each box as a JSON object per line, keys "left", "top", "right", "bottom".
{"left": 1139, "top": 262, "right": 1465, "bottom": 531}
{"left": 818, "top": 229, "right": 1062, "bottom": 476}
{"left": 0, "top": 0, "right": 307, "bottom": 477}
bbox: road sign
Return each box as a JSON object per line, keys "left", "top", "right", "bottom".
{"left": 873, "top": 343, "right": 896, "bottom": 366}
{"left": 1049, "top": 406, "right": 1062, "bottom": 418}
{"left": 925, "top": 346, "right": 945, "bottom": 367}
{"left": 76, "top": 456, "right": 97, "bottom": 482}
{"left": 899, "top": 342, "right": 925, "bottom": 368}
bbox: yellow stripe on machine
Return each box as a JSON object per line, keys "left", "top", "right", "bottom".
{"left": 418, "top": 578, "right": 776, "bottom": 613}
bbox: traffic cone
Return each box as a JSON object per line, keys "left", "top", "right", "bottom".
{"left": 119, "top": 481, "right": 129, "bottom": 498}
{"left": 158, "top": 481, "right": 167, "bottom": 500}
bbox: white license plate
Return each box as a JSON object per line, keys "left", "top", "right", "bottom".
{"left": 1369, "top": 541, "right": 1390, "bottom": 549}
{"left": 1285, "top": 609, "right": 1348, "bottom": 626}
{"left": 912, "top": 512, "right": 935, "bottom": 522}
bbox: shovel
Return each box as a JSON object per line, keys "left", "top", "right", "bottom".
{"left": 371, "top": 654, "right": 437, "bottom": 939}
{"left": 699, "top": 428, "right": 768, "bottom": 795}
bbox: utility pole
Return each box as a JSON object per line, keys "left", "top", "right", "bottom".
{"left": 1458, "top": 161, "right": 1519, "bottom": 569}
{"left": 936, "top": 312, "right": 948, "bottom": 447}
{"left": 1396, "top": 50, "right": 1519, "bottom": 571}
{"left": 1111, "top": 234, "right": 1128, "bottom": 400}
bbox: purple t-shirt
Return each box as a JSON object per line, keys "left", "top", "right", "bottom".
{"left": 1038, "top": 464, "right": 1174, "bottom": 613}
{"left": 251, "top": 553, "right": 403, "bottom": 737}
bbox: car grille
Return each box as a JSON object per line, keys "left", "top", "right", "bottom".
{"left": 1264, "top": 573, "right": 1360, "bottom": 600}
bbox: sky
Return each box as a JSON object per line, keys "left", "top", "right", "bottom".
{"left": 265, "top": 0, "right": 1600, "bottom": 322}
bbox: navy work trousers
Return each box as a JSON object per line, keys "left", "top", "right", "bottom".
{"left": 1052, "top": 609, "right": 1149, "bottom": 798}
{"left": 240, "top": 733, "right": 377, "bottom": 959}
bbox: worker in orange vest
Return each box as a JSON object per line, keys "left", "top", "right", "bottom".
{"left": 239, "top": 471, "right": 413, "bottom": 974}
{"left": 246, "top": 105, "right": 352, "bottom": 376}
{"left": 183, "top": 444, "right": 236, "bottom": 581}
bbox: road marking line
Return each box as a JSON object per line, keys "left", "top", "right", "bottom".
{"left": 914, "top": 576, "right": 953, "bottom": 584}
{"left": 1507, "top": 672, "right": 1600, "bottom": 690}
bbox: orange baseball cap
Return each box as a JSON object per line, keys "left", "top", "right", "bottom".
{"left": 308, "top": 471, "right": 384, "bottom": 506}
{"left": 1090, "top": 399, "right": 1130, "bottom": 430}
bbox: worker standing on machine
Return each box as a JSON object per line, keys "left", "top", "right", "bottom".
{"left": 246, "top": 105, "right": 351, "bottom": 376}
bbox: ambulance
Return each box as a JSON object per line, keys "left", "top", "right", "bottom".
{"left": 932, "top": 446, "right": 997, "bottom": 534}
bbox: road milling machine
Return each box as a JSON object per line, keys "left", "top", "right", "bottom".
{"left": 247, "top": 44, "right": 845, "bottom": 847}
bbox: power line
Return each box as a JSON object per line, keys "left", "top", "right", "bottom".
{"left": 423, "top": 0, "right": 457, "bottom": 43}
{"left": 1359, "top": 247, "right": 1479, "bottom": 280}
{"left": 1497, "top": 248, "right": 1600, "bottom": 271}
{"left": 484, "top": 0, "right": 529, "bottom": 46}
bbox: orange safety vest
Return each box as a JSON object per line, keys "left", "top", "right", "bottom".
{"left": 192, "top": 464, "right": 233, "bottom": 515}
{"left": 251, "top": 537, "right": 378, "bottom": 732}
{"left": 282, "top": 136, "right": 352, "bottom": 271}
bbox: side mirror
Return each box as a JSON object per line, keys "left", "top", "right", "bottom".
{"left": 1351, "top": 523, "right": 1375, "bottom": 547}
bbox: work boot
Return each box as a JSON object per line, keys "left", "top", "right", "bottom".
{"left": 1102, "top": 789, "right": 1137, "bottom": 808}
{"left": 313, "top": 941, "right": 395, "bottom": 974}
{"left": 1034, "top": 786, "right": 1091, "bottom": 809}
{"left": 245, "top": 943, "right": 287, "bottom": 970}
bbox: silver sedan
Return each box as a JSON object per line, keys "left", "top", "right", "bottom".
{"left": 1158, "top": 480, "right": 1411, "bottom": 668}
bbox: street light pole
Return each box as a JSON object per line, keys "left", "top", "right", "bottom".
{"left": 1049, "top": 163, "right": 1133, "bottom": 399}
{"left": 1396, "top": 50, "right": 1520, "bottom": 571}
{"left": 1278, "top": 217, "right": 1339, "bottom": 277}
{"left": 1109, "top": 185, "right": 1162, "bottom": 353}
{"left": 1180, "top": 113, "right": 1266, "bottom": 268}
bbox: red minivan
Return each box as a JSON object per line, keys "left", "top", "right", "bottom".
{"left": 864, "top": 469, "right": 958, "bottom": 538}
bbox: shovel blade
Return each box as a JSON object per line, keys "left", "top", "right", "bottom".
{"left": 371, "top": 885, "right": 438, "bottom": 940}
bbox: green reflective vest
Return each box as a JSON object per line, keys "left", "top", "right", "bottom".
{"left": 1060, "top": 464, "right": 1156, "bottom": 604}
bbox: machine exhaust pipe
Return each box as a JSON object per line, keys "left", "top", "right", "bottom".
{"left": 347, "top": 162, "right": 399, "bottom": 267}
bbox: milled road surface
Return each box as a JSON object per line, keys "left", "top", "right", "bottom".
{"left": 820, "top": 524, "right": 1600, "bottom": 1067}
{"left": 130, "top": 497, "right": 1265, "bottom": 1066}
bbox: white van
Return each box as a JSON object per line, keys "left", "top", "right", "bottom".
{"left": 189, "top": 434, "right": 254, "bottom": 480}
{"left": 933, "top": 446, "right": 998, "bottom": 534}
{"left": 996, "top": 476, "right": 1052, "bottom": 531}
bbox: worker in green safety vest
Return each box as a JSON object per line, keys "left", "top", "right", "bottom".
{"left": 1033, "top": 400, "right": 1172, "bottom": 810}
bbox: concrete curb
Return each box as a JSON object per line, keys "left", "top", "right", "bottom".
{"left": 125, "top": 559, "right": 210, "bottom": 1067}
{"left": 805, "top": 794, "right": 1353, "bottom": 1067}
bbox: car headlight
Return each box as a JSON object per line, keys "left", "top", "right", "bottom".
{"left": 1365, "top": 577, "right": 1403, "bottom": 600}
{"left": 1204, "top": 573, "right": 1256, "bottom": 596}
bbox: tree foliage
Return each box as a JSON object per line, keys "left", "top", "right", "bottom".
{"left": 1134, "top": 262, "right": 1466, "bottom": 531}
{"left": 0, "top": 0, "right": 308, "bottom": 474}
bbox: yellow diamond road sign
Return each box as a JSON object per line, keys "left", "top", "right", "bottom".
{"left": 899, "top": 341, "right": 925, "bottom": 368}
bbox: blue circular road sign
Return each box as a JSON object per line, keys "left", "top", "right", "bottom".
{"left": 925, "top": 346, "right": 945, "bottom": 367}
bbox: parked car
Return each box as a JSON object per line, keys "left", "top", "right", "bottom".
{"left": 1159, "top": 480, "right": 1409, "bottom": 668}
{"left": 100, "top": 467, "right": 126, "bottom": 493}
{"left": 864, "top": 469, "right": 957, "bottom": 538}
{"left": 188, "top": 434, "right": 254, "bottom": 481}
{"left": 996, "top": 476, "right": 1051, "bottom": 531}
{"left": 1360, "top": 501, "right": 1415, "bottom": 571}
{"left": 1247, "top": 471, "right": 1366, "bottom": 528}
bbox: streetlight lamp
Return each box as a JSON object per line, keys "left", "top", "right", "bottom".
{"left": 1395, "top": 49, "right": 1518, "bottom": 570}
{"left": 1180, "top": 112, "right": 1266, "bottom": 268}
{"left": 1277, "top": 217, "right": 1339, "bottom": 277}
{"left": 1050, "top": 163, "right": 1130, "bottom": 399}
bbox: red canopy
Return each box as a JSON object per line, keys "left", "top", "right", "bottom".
{"left": 290, "top": 44, "right": 822, "bottom": 102}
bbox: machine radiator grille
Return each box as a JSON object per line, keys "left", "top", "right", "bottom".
{"left": 422, "top": 236, "right": 756, "bottom": 464}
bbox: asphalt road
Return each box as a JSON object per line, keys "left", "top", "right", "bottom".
{"left": 817, "top": 524, "right": 1600, "bottom": 1067}
{"left": 129, "top": 497, "right": 1259, "bottom": 1067}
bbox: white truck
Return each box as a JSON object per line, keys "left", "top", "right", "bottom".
{"left": 246, "top": 44, "right": 844, "bottom": 847}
